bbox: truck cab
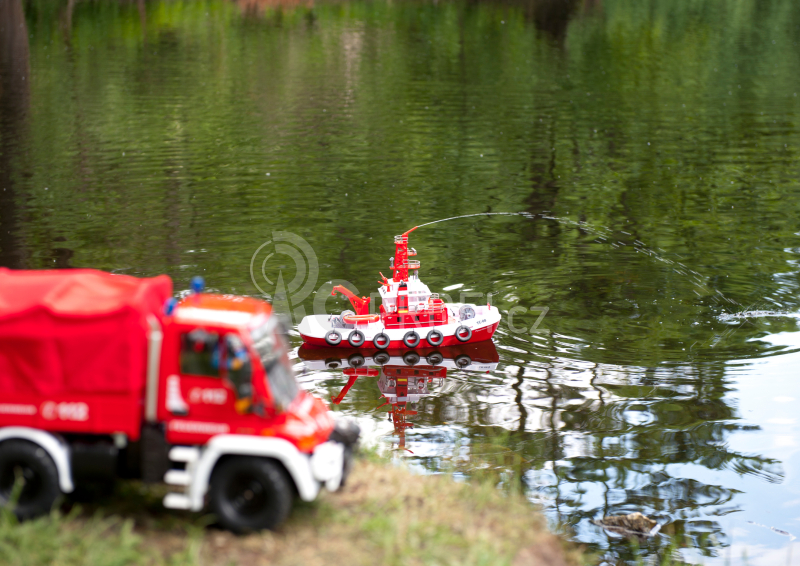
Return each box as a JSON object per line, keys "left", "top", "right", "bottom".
{"left": 0, "top": 269, "right": 358, "bottom": 532}
{"left": 161, "top": 293, "right": 328, "bottom": 448}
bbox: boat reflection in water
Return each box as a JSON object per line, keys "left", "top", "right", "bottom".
{"left": 298, "top": 341, "right": 499, "bottom": 451}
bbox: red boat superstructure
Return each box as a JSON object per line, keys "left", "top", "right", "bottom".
{"left": 299, "top": 228, "right": 501, "bottom": 349}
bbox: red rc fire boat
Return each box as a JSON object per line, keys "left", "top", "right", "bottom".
{"left": 299, "top": 227, "right": 501, "bottom": 349}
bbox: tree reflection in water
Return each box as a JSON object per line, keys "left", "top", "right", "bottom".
{"left": 302, "top": 339, "right": 784, "bottom": 563}
{"left": 0, "top": 0, "right": 29, "bottom": 269}
{"left": 7, "top": 0, "right": 800, "bottom": 562}
{"left": 417, "top": 357, "right": 782, "bottom": 562}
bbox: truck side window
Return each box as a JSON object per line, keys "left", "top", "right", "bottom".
{"left": 180, "top": 329, "right": 220, "bottom": 377}
{"left": 225, "top": 334, "right": 252, "bottom": 398}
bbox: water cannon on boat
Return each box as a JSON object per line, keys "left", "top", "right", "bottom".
{"left": 331, "top": 285, "right": 372, "bottom": 316}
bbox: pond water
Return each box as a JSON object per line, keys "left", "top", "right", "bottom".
{"left": 3, "top": 0, "right": 800, "bottom": 563}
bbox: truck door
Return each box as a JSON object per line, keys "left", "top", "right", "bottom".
{"left": 169, "top": 329, "right": 236, "bottom": 420}
{"left": 163, "top": 327, "right": 262, "bottom": 444}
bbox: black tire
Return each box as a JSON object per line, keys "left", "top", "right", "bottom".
{"left": 0, "top": 440, "right": 61, "bottom": 520}
{"left": 403, "top": 351, "right": 420, "bottom": 366}
{"left": 348, "top": 330, "right": 365, "bottom": 348}
{"left": 455, "top": 354, "right": 472, "bottom": 368}
{"left": 348, "top": 353, "right": 365, "bottom": 368}
{"left": 426, "top": 352, "right": 444, "bottom": 366}
{"left": 374, "top": 352, "right": 390, "bottom": 365}
{"left": 455, "top": 325, "right": 472, "bottom": 342}
{"left": 341, "top": 444, "right": 355, "bottom": 488}
{"left": 373, "top": 332, "right": 390, "bottom": 349}
{"left": 330, "top": 421, "right": 360, "bottom": 489}
{"left": 325, "top": 358, "right": 341, "bottom": 369}
{"left": 403, "top": 331, "right": 420, "bottom": 348}
{"left": 426, "top": 329, "right": 444, "bottom": 346}
{"left": 209, "top": 457, "right": 293, "bottom": 533}
{"left": 325, "top": 330, "right": 342, "bottom": 346}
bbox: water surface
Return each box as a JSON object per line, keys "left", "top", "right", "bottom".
{"left": 3, "top": 0, "right": 800, "bottom": 563}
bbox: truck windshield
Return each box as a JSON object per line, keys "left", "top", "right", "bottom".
{"left": 250, "top": 320, "right": 298, "bottom": 412}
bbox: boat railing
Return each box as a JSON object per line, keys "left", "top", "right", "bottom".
{"left": 427, "top": 293, "right": 445, "bottom": 310}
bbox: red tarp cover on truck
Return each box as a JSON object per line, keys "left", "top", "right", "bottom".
{"left": 0, "top": 269, "right": 172, "bottom": 396}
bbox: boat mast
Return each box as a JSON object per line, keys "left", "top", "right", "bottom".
{"left": 392, "top": 226, "right": 418, "bottom": 283}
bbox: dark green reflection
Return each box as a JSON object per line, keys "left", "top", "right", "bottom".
{"left": 4, "top": 0, "right": 800, "bottom": 562}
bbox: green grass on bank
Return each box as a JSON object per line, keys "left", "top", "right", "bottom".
{"left": 0, "top": 454, "right": 584, "bottom": 566}
{"left": 1, "top": 507, "right": 138, "bottom": 566}
{"left": 0, "top": 497, "right": 202, "bottom": 566}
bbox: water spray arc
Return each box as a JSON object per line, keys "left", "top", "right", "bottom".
{"left": 408, "top": 210, "right": 742, "bottom": 314}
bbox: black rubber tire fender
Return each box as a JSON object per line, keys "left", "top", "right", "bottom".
{"left": 348, "top": 330, "right": 365, "bottom": 348}
{"left": 454, "top": 354, "right": 472, "bottom": 368}
{"left": 455, "top": 325, "right": 472, "bottom": 343}
{"left": 209, "top": 457, "right": 293, "bottom": 533}
{"left": 348, "top": 353, "right": 366, "bottom": 368}
{"left": 426, "top": 329, "right": 444, "bottom": 347}
{"left": 373, "top": 332, "right": 390, "bottom": 350}
{"left": 374, "top": 352, "right": 391, "bottom": 365}
{"left": 325, "top": 330, "right": 342, "bottom": 346}
{"left": 403, "top": 331, "right": 420, "bottom": 349}
{"left": 0, "top": 439, "right": 62, "bottom": 520}
{"left": 403, "top": 351, "right": 420, "bottom": 366}
{"left": 426, "top": 352, "right": 444, "bottom": 366}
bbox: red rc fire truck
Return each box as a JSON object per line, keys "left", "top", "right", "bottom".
{"left": 0, "top": 268, "right": 358, "bottom": 532}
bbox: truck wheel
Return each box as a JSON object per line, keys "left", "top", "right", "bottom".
{"left": 209, "top": 457, "right": 293, "bottom": 533}
{"left": 0, "top": 440, "right": 61, "bottom": 520}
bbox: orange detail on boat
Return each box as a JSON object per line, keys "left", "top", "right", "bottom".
{"left": 343, "top": 314, "right": 380, "bottom": 324}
